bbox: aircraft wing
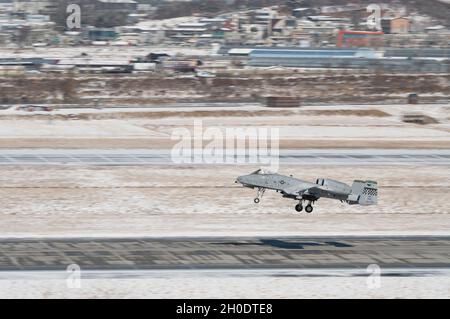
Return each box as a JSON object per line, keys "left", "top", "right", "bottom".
{"left": 283, "top": 184, "right": 352, "bottom": 200}
{"left": 282, "top": 185, "right": 323, "bottom": 197}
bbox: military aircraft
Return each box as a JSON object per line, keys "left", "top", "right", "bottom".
{"left": 236, "top": 169, "right": 378, "bottom": 213}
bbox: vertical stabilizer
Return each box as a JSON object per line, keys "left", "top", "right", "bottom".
{"left": 349, "top": 180, "right": 378, "bottom": 205}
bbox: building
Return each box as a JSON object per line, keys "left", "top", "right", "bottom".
{"left": 247, "top": 48, "right": 448, "bottom": 73}
{"left": 292, "top": 8, "right": 316, "bottom": 18}
{"left": 168, "top": 28, "right": 208, "bottom": 39}
{"left": 87, "top": 27, "right": 117, "bottom": 41}
{"left": 199, "top": 18, "right": 227, "bottom": 29}
{"left": 120, "top": 26, "right": 166, "bottom": 44}
{"left": 0, "top": 9, "right": 57, "bottom": 45}
{"left": 248, "top": 48, "right": 378, "bottom": 67}
{"left": 337, "top": 30, "right": 384, "bottom": 48}
{"left": 321, "top": 4, "right": 365, "bottom": 14}
{"left": 269, "top": 17, "right": 297, "bottom": 36}
{"left": 391, "top": 17, "right": 410, "bottom": 34}
{"left": 385, "top": 48, "right": 450, "bottom": 59}
{"left": 12, "top": 0, "right": 53, "bottom": 14}
{"left": 382, "top": 17, "right": 410, "bottom": 34}
{"left": 253, "top": 8, "right": 277, "bottom": 24}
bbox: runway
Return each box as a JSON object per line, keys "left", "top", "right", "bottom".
{"left": 0, "top": 236, "right": 449, "bottom": 272}
{"left": 0, "top": 149, "right": 449, "bottom": 166}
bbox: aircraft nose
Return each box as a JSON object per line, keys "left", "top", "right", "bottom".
{"left": 236, "top": 176, "right": 245, "bottom": 184}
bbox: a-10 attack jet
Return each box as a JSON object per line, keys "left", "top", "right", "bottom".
{"left": 236, "top": 169, "right": 378, "bottom": 213}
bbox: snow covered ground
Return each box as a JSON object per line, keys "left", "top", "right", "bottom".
{"left": 0, "top": 165, "right": 448, "bottom": 238}
{"left": 0, "top": 104, "right": 448, "bottom": 149}
{"left": 0, "top": 118, "right": 447, "bottom": 140}
{"left": 1, "top": 271, "right": 448, "bottom": 299}
{"left": 0, "top": 45, "right": 212, "bottom": 60}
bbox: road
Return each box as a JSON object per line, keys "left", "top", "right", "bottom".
{"left": 0, "top": 149, "right": 449, "bottom": 166}
{"left": 0, "top": 236, "right": 449, "bottom": 271}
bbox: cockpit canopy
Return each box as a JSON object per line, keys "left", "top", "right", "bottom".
{"left": 251, "top": 168, "right": 276, "bottom": 175}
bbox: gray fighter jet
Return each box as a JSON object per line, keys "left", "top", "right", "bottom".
{"left": 236, "top": 169, "right": 378, "bottom": 213}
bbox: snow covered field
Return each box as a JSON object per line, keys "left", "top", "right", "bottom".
{"left": 1, "top": 271, "right": 448, "bottom": 299}
{"left": 0, "top": 104, "right": 448, "bottom": 149}
{"left": 0, "top": 45, "right": 212, "bottom": 60}
{"left": 0, "top": 165, "right": 448, "bottom": 238}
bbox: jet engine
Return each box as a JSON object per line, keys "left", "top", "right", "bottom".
{"left": 316, "top": 179, "right": 352, "bottom": 195}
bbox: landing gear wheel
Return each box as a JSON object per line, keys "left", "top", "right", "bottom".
{"left": 295, "top": 204, "right": 303, "bottom": 212}
{"left": 254, "top": 188, "right": 265, "bottom": 204}
{"left": 305, "top": 205, "right": 314, "bottom": 214}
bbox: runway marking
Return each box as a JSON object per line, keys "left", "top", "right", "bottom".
{"left": 0, "top": 149, "right": 449, "bottom": 166}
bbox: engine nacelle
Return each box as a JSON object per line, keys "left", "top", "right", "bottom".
{"left": 316, "top": 179, "right": 351, "bottom": 195}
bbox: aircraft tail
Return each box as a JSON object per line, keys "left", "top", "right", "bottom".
{"left": 347, "top": 180, "right": 378, "bottom": 205}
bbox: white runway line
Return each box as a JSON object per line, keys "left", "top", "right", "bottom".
{"left": 1, "top": 268, "right": 449, "bottom": 280}
{"left": 0, "top": 149, "right": 448, "bottom": 166}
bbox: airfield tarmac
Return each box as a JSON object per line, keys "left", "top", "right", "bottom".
{"left": 0, "top": 236, "right": 448, "bottom": 271}
{"left": 0, "top": 236, "right": 448, "bottom": 298}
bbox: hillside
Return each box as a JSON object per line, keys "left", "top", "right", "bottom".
{"left": 152, "top": 0, "right": 450, "bottom": 26}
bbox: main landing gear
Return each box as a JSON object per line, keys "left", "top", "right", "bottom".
{"left": 254, "top": 188, "right": 266, "bottom": 204}
{"left": 295, "top": 201, "right": 315, "bottom": 213}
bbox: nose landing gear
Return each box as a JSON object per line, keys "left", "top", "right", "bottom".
{"left": 254, "top": 188, "right": 266, "bottom": 204}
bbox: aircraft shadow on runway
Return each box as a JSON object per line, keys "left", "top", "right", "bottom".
{"left": 211, "top": 239, "right": 353, "bottom": 250}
